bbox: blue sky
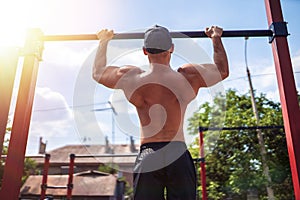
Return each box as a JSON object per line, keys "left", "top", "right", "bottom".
{"left": 1, "top": 0, "right": 299, "bottom": 154}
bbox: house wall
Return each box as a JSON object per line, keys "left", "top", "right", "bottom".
{"left": 37, "top": 163, "right": 135, "bottom": 188}
{"left": 19, "top": 195, "right": 115, "bottom": 200}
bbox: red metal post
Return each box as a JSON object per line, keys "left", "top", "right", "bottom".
{"left": 264, "top": 0, "right": 300, "bottom": 198}
{"left": 0, "top": 48, "right": 19, "bottom": 157}
{"left": 67, "top": 154, "right": 75, "bottom": 199}
{"left": 0, "top": 29, "right": 43, "bottom": 199}
{"left": 40, "top": 154, "right": 51, "bottom": 199}
{"left": 199, "top": 129, "right": 207, "bottom": 200}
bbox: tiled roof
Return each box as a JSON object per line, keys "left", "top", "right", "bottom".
{"left": 20, "top": 171, "right": 117, "bottom": 197}
{"left": 30, "top": 144, "right": 139, "bottom": 165}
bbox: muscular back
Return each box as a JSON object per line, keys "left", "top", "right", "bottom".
{"left": 94, "top": 27, "right": 228, "bottom": 144}
{"left": 118, "top": 65, "right": 197, "bottom": 144}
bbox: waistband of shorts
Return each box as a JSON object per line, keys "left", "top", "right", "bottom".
{"left": 140, "top": 141, "right": 187, "bottom": 150}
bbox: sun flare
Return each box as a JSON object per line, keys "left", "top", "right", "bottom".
{"left": 0, "top": 0, "right": 44, "bottom": 47}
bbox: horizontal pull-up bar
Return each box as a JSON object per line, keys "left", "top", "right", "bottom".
{"left": 43, "top": 185, "right": 68, "bottom": 189}
{"left": 199, "top": 125, "right": 284, "bottom": 132}
{"left": 41, "top": 29, "right": 274, "bottom": 42}
{"left": 72, "top": 153, "right": 138, "bottom": 158}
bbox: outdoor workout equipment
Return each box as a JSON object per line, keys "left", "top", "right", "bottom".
{"left": 0, "top": 48, "right": 19, "bottom": 157}
{"left": 40, "top": 154, "right": 75, "bottom": 200}
{"left": 197, "top": 126, "right": 285, "bottom": 200}
{"left": 0, "top": 0, "right": 299, "bottom": 199}
{"left": 41, "top": 29, "right": 275, "bottom": 41}
{"left": 40, "top": 153, "right": 137, "bottom": 199}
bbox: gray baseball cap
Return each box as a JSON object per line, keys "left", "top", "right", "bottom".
{"left": 144, "top": 25, "right": 172, "bottom": 54}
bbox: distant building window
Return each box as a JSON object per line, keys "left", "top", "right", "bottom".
{"left": 61, "top": 166, "right": 77, "bottom": 175}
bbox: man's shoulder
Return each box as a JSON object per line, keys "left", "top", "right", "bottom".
{"left": 176, "top": 64, "right": 203, "bottom": 84}
{"left": 118, "top": 65, "right": 144, "bottom": 74}
{"left": 177, "top": 64, "right": 200, "bottom": 74}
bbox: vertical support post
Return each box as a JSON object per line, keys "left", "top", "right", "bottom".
{"left": 0, "top": 47, "right": 19, "bottom": 157}
{"left": 0, "top": 29, "right": 44, "bottom": 199}
{"left": 40, "top": 154, "right": 50, "bottom": 199}
{"left": 264, "top": 0, "right": 300, "bottom": 198}
{"left": 199, "top": 128, "right": 207, "bottom": 200}
{"left": 67, "top": 154, "right": 75, "bottom": 199}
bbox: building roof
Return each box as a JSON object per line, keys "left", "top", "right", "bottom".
{"left": 20, "top": 171, "right": 117, "bottom": 197}
{"left": 30, "top": 144, "right": 139, "bottom": 165}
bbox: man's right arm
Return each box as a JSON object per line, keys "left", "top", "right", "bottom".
{"left": 93, "top": 29, "right": 141, "bottom": 89}
{"left": 93, "top": 29, "right": 117, "bottom": 88}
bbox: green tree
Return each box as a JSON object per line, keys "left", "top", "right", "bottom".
{"left": 188, "top": 89, "right": 293, "bottom": 200}
{"left": 298, "top": 92, "right": 300, "bottom": 106}
{"left": 0, "top": 126, "right": 37, "bottom": 187}
{"left": 98, "top": 163, "right": 133, "bottom": 198}
{"left": 98, "top": 163, "right": 119, "bottom": 174}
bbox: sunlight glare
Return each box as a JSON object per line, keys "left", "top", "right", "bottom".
{"left": 0, "top": 0, "right": 43, "bottom": 47}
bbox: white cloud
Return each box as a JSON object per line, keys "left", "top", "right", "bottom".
{"left": 265, "top": 90, "right": 280, "bottom": 101}
{"left": 27, "top": 87, "right": 78, "bottom": 153}
{"left": 42, "top": 42, "right": 95, "bottom": 69}
{"left": 30, "top": 87, "right": 74, "bottom": 136}
{"left": 108, "top": 47, "right": 148, "bottom": 68}
{"left": 222, "top": 51, "right": 300, "bottom": 103}
{"left": 292, "top": 52, "right": 300, "bottom": 71}
{"left": 32, "top": 87, "right": 73, "bottom": 120}
{"left": 256, "top": 65, "right": 277, "bottom": 92}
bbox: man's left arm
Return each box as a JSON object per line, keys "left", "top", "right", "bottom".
{"left": 207, "top": 26, "right": 229, "bottom": 81}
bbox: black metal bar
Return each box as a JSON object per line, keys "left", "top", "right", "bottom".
{"left": 199, "top": 125, "right": 284, "bottom": 132}
{"left": 46, "top": 185, "right": 68, "bottom": 189}
{"left": 193, "top": 158, "right": 205, "bottom": 163}
{"left": 41, "top": 29, "right": 274, "bottom": 41}
{"left": 73, "top": 153, "right": 138, "bottom": 158}
{"left": 178, "top": 30, "right": 273, "bottom": 38}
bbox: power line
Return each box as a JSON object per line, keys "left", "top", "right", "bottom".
{"left": 226, "top": 71, "right": 300, "bottom": 83}
{"left": 33, "top": 99, "right": 127, "bottom": 113}
{"left": 33, "top": 102, "right": 108, "bottom": 112}
{"left": 32, "top": 71, "right": 300, "bottom": 113}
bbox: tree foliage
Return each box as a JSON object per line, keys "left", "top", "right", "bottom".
{"left": 98, "top": 163, "right": 119, "bottom": 174}
{"left": 187, "top": 89, "right": 294, "bottom": 199}
{"left": 98, "top": 164, "right": 134, "bottom": 198}
{"left": 0, "top": 126, "right": 37, "bottom": 187}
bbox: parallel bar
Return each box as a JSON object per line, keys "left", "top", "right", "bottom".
{"left": 67, "top": 154, "right": 75, "bottom": 200}
{"left": 73, "top": 153, "right": 138, "bottom": 158}
{"left": 40, "top": 154, "right": 50, "bottom": 200}
{"left": 199, "top": 125, "right": 284, "bottom": 132}
{"left": 41, "top": 29, "right": 273, "bottom": 41}
{"left": 1, "top": 155, "right": 46, "bottom": 159}
{"left": 193, "top": 158, "right": 205, "bottom": 163}
{"left": 46, "top": 186, "right": 68, "bottom": 189}
{"left": 199, "top": 130, "right": 207, "bottom": 200}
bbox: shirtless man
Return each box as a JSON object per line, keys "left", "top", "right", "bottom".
{"left": 93, "top": 25, "right": 228, "bottom": 200}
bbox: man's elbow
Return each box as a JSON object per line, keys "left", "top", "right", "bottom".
{"left": 92, "top": 69, "right": 103, "bottom": 84}
{"left": 221, "top": 70, "right": 229, "bottom": 80}
{"left": 220, "top": 62, "right": 229, "bottom": 80}
{"left": 92, "top": 74, "right": 99, "bottom": 83}
{"left": 92, "top": 60, "right": 107, "bottom": 81}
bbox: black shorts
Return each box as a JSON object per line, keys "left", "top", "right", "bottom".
{"left": 133, "top": 141, "right": 196, "bottom": 200}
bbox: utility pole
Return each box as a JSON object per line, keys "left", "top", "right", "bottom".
{"left": 93, "top": 101, "right": 117, "bottom": 153}
{"left": 244, "top": 37, "right": 274, "bottom": 200}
